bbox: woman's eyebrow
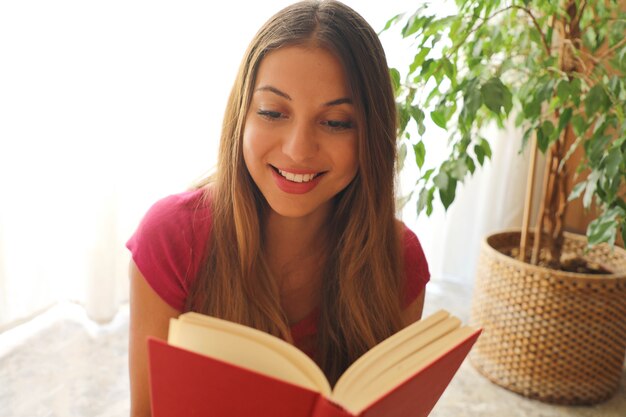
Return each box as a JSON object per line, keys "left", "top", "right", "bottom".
{"left": 255, "top": 84, "right": 352, "bottom": 106}
{"left": 323, "top": 97, "right": 352, "bottom": 107}
{"left": 255, "top": 85, "right": 291, "bottom": 100}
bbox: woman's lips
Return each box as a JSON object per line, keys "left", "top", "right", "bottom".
{"left": 269, "top": 165, "right": 326, "bottom": 194}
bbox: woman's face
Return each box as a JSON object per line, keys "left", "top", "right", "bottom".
{"left": 243, "top": 45, "right": 358, "bottom": 220}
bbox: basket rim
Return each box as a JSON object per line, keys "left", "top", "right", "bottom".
{"left": 482, "top": 228, "right": 626, "bottom": 282}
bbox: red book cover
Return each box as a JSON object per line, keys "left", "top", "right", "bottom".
{"left": 148, "top": 327, "right": 480, "bottom": 417}
{"left": 358, "top": 330, "right": 480, "bottom": 417}
{"left": 148, "top": 337, "right": 322, "bottom": 417}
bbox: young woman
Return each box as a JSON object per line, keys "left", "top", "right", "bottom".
{"left": 127, "top": 1, "right": 429, "bottom": 415}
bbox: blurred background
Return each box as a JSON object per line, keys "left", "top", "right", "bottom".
{"left": 0, "top": 0, "right": 529, "bottom": 330}
{"left": 2, "top": 2, "right": 625, "bottom": 417}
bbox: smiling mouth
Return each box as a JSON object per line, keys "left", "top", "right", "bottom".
{"left": 270, "top": 165, "right": 326, "bottom": 183}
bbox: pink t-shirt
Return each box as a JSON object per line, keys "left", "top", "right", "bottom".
{"left": 126, "top": 189, "right": 430, "bottom": 353}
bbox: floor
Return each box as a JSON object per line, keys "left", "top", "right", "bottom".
{"left": 0, "top": 280, "right": 624, "bottom": 417}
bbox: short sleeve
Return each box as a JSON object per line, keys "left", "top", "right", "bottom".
{"left": 126, "top": 190, "right": 210, "bottom": 311}
{"left": 402, "top": 225, "right": 430, "bottom": 306}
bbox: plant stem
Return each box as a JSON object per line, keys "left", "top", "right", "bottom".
{"left": 532, "top": 144, "right": 553, "bottom": 265}
{"left": 520, "top": 130, "right": 538, "bottom": 263}
{"left": 597, "top": 36, "right": 626, "bottom": 61}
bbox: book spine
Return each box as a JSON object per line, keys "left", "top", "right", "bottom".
{"left": 310, "top": 397, "right": 354, "bottom": 417}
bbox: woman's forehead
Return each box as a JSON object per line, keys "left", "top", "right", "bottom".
{"left": 253, "top": 45, "right": 351, "bottom": 102}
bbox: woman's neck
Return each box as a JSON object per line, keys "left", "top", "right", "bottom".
{"left": 265, "top": 205, "right": 330, "bottom": 259}
{"left": 264, "top": 205, "right": 330, "bottom": 314}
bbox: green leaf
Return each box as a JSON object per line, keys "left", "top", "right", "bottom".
{"left": 480, "top": 137, "right": 492, "bottom": 159}
{"left": 460, "top": 80, "right": 482, "bottom": 127}
{"left": 390, "top": 68, "right": 401, "bottom": 95}
{"left": 556, "top": 80, "right": 570, "bottom": 103}
{"left": 420, "top": 59, "right": 435, "bottom": 78}
{"left": 557, "top": 108, "right": 573, "bottom": 132}
{"left": 538, "top": 79, "right": 555, "bottom": 103}
{"left": 398, "top": 105, "right": 410, "bottom": 134}
{"left": 543, "top": 120, "right": 555, "bottom": 137}
{"left": 521, "top": 127, "right": 534, "bottom": 150}
{"left": 571, "top": 114, "right": 587, "bottom": 136}
{"left": 605, "top": 147, "right": 622, "bottom": 178}
{"left": 609, "top": 18, "right": 626, "bottom": 48}
{"left": 417, "top": 187, "right": 429, "bottom": 215}
{"left": 410, "top": 106, "right": 426, "bottom": 136}
{"left": 439, "top": 178, "right": 458, "bottom": 210}
{"left": 537, "top": 127, "right": 548, "bottom": 152}
{"left": 421, "top": 168, "right": 435, "bottom": 182}
{"left": 529, "top": 26, "right": 542, "bottom": 47}
{"left": 618, "top": 47, "right": 626, "bottom": 72}
{"left": 523, "top": 98, "right": 541, "bottom": 119}
{"left": 426, "top": 188, "right": 435, "bottom": 216}
{"left": 568, "top": 181, "right": 586, "bottom": 202}
{"left": 465, "top": 155, "right": 476, "bottom": 174}
{"left": 397, "top": 191, "right": 413, "bottom": 209}
{"left": 608, "top": 76, "right": 621, "bottom": 98}
{"left": 481, "top": 77, "right": 511, "bottom": 114}
{"left": 537, "top": 121, "right": 555, "bottom": 152}
{"left": 587, "top": 207, "right": 623, "bottom": 246}
{"left": 450, "top": 159, "right": 468, "bottom": 180}
{"left": 471, "top": 39, "right": 483, "bottom": 58}
{"left": 433, "top": 171, "right": 449, "bottom": 190}
{"left": 586, "top": 132, "right": 613, "bottom": 166}
{"left": 430, "top": 109, "right": 447, "bottom": 129}
{"left": 475, "top": 144, "right": 485, "bottom": 165}
{"left": 381, "top": 13, "right": 404, "bottom": 33}
{"left": 414, "top": 141, "right": 426, "bottom": 169}
{"left": 402, "top": 13, "right": 425, "bottom": 37}
{"left": 583, "top": 170, "right": 601, "bottom": 208}
{"left": 584, "top": 84, "right": 610, "bottom": 117}
{"left": 441, "top": 58, "right": 455, "bottom": 82}
{"left": 583, "top": 27, "right": 599, "bottom": 52}
{"left": 587, "top": 216, "right": 617, "bottom": 246}
{"left": 409, "top": 48, "right": 431, "bottom": 75}
{"left": 570, "top": 78, "right": 582, "bottom": 106}
{"left": 398, "top": 142, "right": 407, "bottom": 171}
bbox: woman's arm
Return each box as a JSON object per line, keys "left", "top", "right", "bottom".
{"left": 128, "top": 261, "right": 181, "bottom": 417}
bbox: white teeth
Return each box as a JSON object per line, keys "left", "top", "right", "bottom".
{"left": 278, "top": 169, "right": 317, "bottom": 183}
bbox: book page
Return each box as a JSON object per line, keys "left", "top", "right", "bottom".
{"left": 169, "top": 313, "right": 331, "bottom": 395}
{"left": 333, "top": 316, "right": 462, "bottom": 402}
{"left": 332, "top": 309, "right": 450, "bottom": 399}
{"left": 341, "top": 326, "right": 478, "bottom": 414}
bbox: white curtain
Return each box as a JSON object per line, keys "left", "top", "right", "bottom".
{"left": 402, "top": 119, "right": 545, "bottom": 286}
{"left": 1, "top": 0, "right": 439, "bottom": 329}
{"left": 0, "top": 0, "right": 535, "bottom": 330}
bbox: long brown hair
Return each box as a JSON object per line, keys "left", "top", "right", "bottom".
{"left": 186, "top": 0, "right": 403, "bottom": 384}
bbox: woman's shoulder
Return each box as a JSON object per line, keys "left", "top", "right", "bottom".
{"left": 394, "top": 219, "right": 419, "bottom": 246}
{"left": 145, "top": 188, "right": 211, "bottom": 221}
{"left": 126, "top": 187, "right": 213, "bottom": 311}
{"left": 394, "top": 220, "right": 426, "bottom": 262}
{"left": 133, "top": 187, "right": 213, "bottom": 253}
{"left": 395, "top": 219, "right": 430, "bottom": 302}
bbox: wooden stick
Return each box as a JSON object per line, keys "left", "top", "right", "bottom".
{"left": 532, "top": 146, "right": 554, "bottom": 265}
{"left": 520, "top": 131, "right": 539, "bottom": 262}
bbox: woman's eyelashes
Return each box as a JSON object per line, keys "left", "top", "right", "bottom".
{"left": 322, "top": 119, "right": 353, "bottom": 131}
{"left": 257, "top": 109, "right": 284, "bottom": 120}
{"left": 256, "top": 109, "right": 354, "bottom": 131}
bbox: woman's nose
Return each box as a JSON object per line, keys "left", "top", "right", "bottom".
{"left": 282, "top": 121, "right": 318, "bottom": 162}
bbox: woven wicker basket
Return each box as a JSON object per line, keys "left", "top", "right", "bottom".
{"left": 470, "top": 230, "right": 626, "bottom": 405}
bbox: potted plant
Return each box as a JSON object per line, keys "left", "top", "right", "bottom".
{"left": 384, "top": 0, "right": 626, "bottom": 405}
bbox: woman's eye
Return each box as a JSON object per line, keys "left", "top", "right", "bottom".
{"left": 257, "top": 110, "right": 284, "bottom": 120}
{"left": 323, "top": 120, "right": 354, "bottom": 130}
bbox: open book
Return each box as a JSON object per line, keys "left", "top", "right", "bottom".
{"left": 147, "top": 309, "right": 481, "bottom": 417}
